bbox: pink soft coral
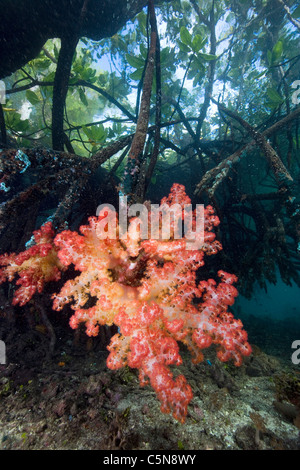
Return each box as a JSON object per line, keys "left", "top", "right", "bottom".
{"left": 0, "top": 222, "right": 65, "bottom": 306}
{"left": 51, "top": 183, "right": 251, "bottom": 422}
{"left": 0, "top": 184, "right": 251, "bottom": 422}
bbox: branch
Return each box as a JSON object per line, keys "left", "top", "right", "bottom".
{"left": 166, "top": 96, "right": 197, "bottom": 139}
{"left": 170, "top": 55, "right": 193, "bottom": 121}
{"left": 196, "top": 0, "right": 217, "bottom": 138}
{"left": 42, "top": 47, "right": 57, "bottom": 64}
{"left": 195, "top": 102, "right": 300, "bottom": 252}
{"left": 121, "top": 0, "right": 157, "bottom": 200}
{"left": 195, "top": 106, "right": 300, "bottom": 197}
{"left": 277, "top": 0, "right": 300, "bottom": 32}
{"left": 52, "top": 35, "right": 79, "bottom": 150}
{"left": 7, "top": 77, "right": 137, "bottom": 126}
{"left": 143, "top": 1, "right": 162, "bottom": 194}
{"left": 0, "top": 134, "right": 134, "bottom": 235}
{"left": 214, "top": 100, "right": 293, "bottom": 186}
{"left": 74, "top": 80, "right": 136, "bottom": 122}
{"left": 190, "top": 0, "right": 210, "bottom": 26}
{"left": 52, "top": 0, "right": 91, "bottom": 151}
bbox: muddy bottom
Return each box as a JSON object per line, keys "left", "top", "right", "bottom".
{"left": 0, "top": 314, "right": 299, "bottom": 450}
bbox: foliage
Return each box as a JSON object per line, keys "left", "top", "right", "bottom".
{"left": 1, "top": 0, "right": 300, "bottom": 296}
{"left": 4, "top": 1, "right": 299, "bottom": 151}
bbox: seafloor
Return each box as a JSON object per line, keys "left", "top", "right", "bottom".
{"left": 0, "top": 312, "right": 299, "bottom": 450}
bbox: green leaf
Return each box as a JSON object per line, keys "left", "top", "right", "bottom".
{"left": 126, "top": 54, "right": 145, "bottom": 69}
{"left": 82, "top": 67, "right": 97, "bottom": 82}
{"left": 272, "top": 40, "right": 283, "bottom": 62}
{"left": 266, "top": 87, "right": 283, "bottom": 105}
{"left": 82, "top": 125, "right": 93, "bottom": 140}
{"left": 180, "top": 26, "right": 192, "bottom": 47}
{"left": 253, "top": 70, "right": 266, "bottom": 80}
{"left": 118, "top": 37, "right": 128, "bottom": 53}
{"left": 69, "top": 77, "right": 78, "bottom": 85}
{"left": 193, "top": 74, "right": 201, "bottom": 87}
{"left": 35, "top": 58, "right": 51, "bottom": 70}
{"left": 43, "top": 71, "right": 55, "bottom": 82}
{"left": 137, "top": 11, "right": 147, "bottom": 36}
{"left": 53, "top": 43, "right": 59, "bottom": 60}
{"left": 267, "top": 50, "right": 272, "bottom": 66}
{"left": 19, "top": 120, "right": 30, "bottom": 132}
{"left": 160, "top": 47, "right": 170, "bottom": 64}
{"left": 130, "top": 68, "right": 144, "bottom": 81}
{"left": 11, "top": 112, "right": 29, "bottom": 132}
{"left": 225, "top": 12, "right": 235, "bottom": 23}
{"left": 197, "top": 52, "right": 217, "bottom": 61}
{"left": 187, "top": 67, "right": 197, "bottom": 80}
{"left": 79, "top": 88, "right": 88, "bottom": 106}
{"left": 82, "top": 124, "right": 107, "bottom": 143}
{"left": 26, "top": 90, "right": 40, "bottom": 105}
{"left": 139, "top": 43, "right": 148, "bottom": 59}
{"left": 94, "top": 124, "right": 107, "bottom": 141}
{"left": 191, "top": 35, "right": 206, "bottom": 53}
{"left": 178, "top": 40, "right": 190, "bottom": 53}
{"left": 292, "top": 5, "right": 300, "bottom": 19}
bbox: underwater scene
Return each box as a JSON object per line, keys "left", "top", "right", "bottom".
{"left": 0, "top": 0, "right": 299, "bottom": 453}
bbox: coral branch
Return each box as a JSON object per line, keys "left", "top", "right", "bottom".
{"left": 0, "top": 222, "right": 65, "bottom": 306}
